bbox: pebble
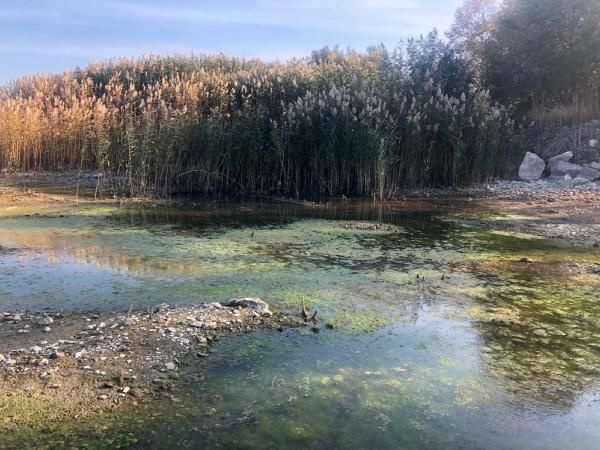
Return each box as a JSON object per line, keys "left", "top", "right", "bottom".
{"left": 43, "top": 327, "right": 51, "bottom": 333}
{"left": 37, "top": 316, "right": 54, "bottom": 326}
{"left": 165, "top": 362, "right": 176, "bottom": 371}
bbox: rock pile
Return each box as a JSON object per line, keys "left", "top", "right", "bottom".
{"left": 519, "top": 143, "right": 600, "bottom": 188}
{"left": 0, "top": 300, "right": 300, "bottom": 413}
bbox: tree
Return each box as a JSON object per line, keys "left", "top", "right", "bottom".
{"left": 447, "top": 0, "right": 499, "bottom": 78}
{"left": 482, "top": 0, "right": 600, "bottom": 110}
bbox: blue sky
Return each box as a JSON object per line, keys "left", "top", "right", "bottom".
{"left": 0, "top": 0, "right": 461, "bottom": 84}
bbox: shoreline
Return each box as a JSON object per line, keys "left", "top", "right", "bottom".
{"left": 0, "top": 301, "right": 303, "bottom": 432}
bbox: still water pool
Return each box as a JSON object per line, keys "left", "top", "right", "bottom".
{"left": 1, "top": 198, "right": 599, "bottom": 448}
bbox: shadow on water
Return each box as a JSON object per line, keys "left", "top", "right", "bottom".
{"left": 1, "top": 198, "right": 600, "bottom": 448}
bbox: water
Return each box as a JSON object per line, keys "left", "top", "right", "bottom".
{"left": 1, "top": 198, "right": 599, "bottom": 448}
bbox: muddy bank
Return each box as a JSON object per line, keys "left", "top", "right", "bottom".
{"left": 0, "top": 300, "right": 302, "bottom": 432}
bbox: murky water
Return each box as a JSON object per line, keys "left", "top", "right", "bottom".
{"left": 1, "top": 199, "right": 600, "bottom": 448}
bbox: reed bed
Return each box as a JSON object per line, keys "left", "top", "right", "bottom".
{"left": 0, "top": 36, "right": 513, "bottom": 198}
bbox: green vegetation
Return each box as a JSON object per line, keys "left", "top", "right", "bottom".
{"left": 0, "top": 33, "right": 513, "bottom": 197}
{"left": 448, "top": 0, "right": 600, "bottom": 118}
{"left": 1, "top": 0, "right": 598, "bottom": 196}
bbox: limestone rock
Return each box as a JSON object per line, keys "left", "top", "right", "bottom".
{"left": 518, "top": 152, "right": 545, "bottom": 181}
{"left": 37, "top": 316, "right": 54, "bottom": 326}
{"left": 550, "top": 161, "right": 583, "bottom": 178}
{"left": 579, "top": 167, "right": 600, "bottom": 181}
{"left": 572, "top": 177, "right": 591, "bottom": 186}
{"left": 223, "top": 298, "right": 272, "bottom": 316}
{"left": 547, "top": 151, "right": 573, "bottom": 166}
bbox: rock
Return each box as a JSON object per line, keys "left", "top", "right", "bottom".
{"left": 153, "top": 303, "right": 170, "bottom": 313}
{"left": 572, "top": 177, "right": 591, "bottom": 187}
{"left": 579, "top": 167, "right": 600, "bottom": 181}
{"left": 190, "top": 321, "right": 204, "bottom": 328}
{"left": 547, "top": 151, "right": 574, "bottom": 166}
{"left": 518, "top": 152, "right": 545, "bottom": 181}
{"left": 39, "top": 358, "right": 49, "bottom": 366}
{"left": 123, "top": 317, "right": 138, "bottom": 326}
{"left": 590, "top": 161, "right": 600, "bottom": 170}
{"left": 550, "top": 161, "right": 583, "bottom": 178}
{"left": 165, "top": 362, "right": 176, "bottom": 371}
{"left": 13, "top": 314, "right": 22, "bottom": 322}
{"left": 0, "top": 354, "right": 5, "bottom": 363}
{"left": 590, "top": 139, "right": 599, "bottom": 148}
{"left": 37, "top": 316, "right": 54, "bottom": 326}
{"left": 43, "top": 326, "right": 51, "bottom": 333}
{"left": 223, "top": 298, "right": 272, "bottom": 316}
{"left": 30, "top": 346, "right": 43, "bottom": 353}
{"left": 74, "top": 350, "right": 86, "bottom": 359}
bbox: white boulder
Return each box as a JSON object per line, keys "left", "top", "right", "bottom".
{"left": 518, "top": 152, "right": 545, "bottom": 181}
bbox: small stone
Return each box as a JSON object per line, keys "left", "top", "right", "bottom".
{"left": 590, "top": 139, "right": 599, "bottom": 148}
{"left": 153, "top": 303, "right": 170, "bottom": 313}
{"left": 37, "top": 316, "right": 54, "bottom": 326}
{"left": 98, "top": 394, "right": 108, "bottom": 400}
{"left": 43, "top": 326, "right": 51, "bottom": 333}
{"left": 165, "top": 362, "right": 176, "bottom": 371}
{"left": 223, "top": 298, "right": 273, "bottom": 316}
{"left": 0, "top": 354, "right": 5, "bottom": 363}
{"left": 74, "top": 350, "right": 86, "bottom": 359}
{"left": 30, "top": 346, "right": 43, "bottom": 353}
{"left": 39, "top": 358, "right": 49, "bottom": 366}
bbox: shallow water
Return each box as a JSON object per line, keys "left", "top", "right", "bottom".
{"left": 1, "top": 198, "right": 600, "bottom": 448}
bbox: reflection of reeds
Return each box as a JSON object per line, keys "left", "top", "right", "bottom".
{"left": 0, "top": 44, "right": 513, "bottom": 198}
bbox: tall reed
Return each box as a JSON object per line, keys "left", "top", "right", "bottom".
{"left": 0, "top": 35, "right": 514, "bottom": 198}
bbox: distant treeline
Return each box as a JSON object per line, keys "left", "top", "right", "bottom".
{"left": 0, "top": 0, "right": 597, "bottom": 197}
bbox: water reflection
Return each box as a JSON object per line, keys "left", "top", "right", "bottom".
{"left": 1, "top": 199, "right": 600, "bottom": 447}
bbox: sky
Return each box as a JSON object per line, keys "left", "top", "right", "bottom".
{"left": 0, "top": 0, "right": 461, "bottom": 84}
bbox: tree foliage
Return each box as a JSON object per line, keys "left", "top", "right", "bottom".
{"left": 449, "top": 0, "right": 600, "bottom": 112}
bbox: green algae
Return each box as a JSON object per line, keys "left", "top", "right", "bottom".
{"left": 2, "top": 198, "right": 600, "bottom": 448}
